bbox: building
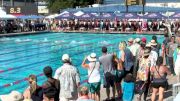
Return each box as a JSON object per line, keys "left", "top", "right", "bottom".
{"left": 103, "top": 0, "right": 180, "bottom": 8}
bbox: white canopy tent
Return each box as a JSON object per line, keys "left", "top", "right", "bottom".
{"left": 0, "top": 8, "right": 16, "bottom": 19}
{"left": 45, "top": 14, "right": 59, "bottom": 19}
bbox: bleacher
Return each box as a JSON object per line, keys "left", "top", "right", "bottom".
{"left": 104, "top": 0, "right": 180, "bottom": 4}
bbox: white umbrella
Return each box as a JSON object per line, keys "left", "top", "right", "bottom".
{"left": 45, "top": 14, "right": 59, "bottom": 19}
{"left": 74, "top": 11, "right": 84, "bottom": 16}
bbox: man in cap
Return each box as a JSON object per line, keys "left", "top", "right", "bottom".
{"left": 54, "top": 54, "right": 80, "bottom": 101}
{"left": 166, "top": 36, "right": 177, "bottom": 75}
{"left": 43, "top": 66, "right": 60, "bottom": 101}
{"left": 99, "top": 46, "right": 115, "bottom": 100}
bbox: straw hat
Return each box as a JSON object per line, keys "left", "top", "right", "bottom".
{"left": 0, "top": 91, "right": 23, "bottom": 101}
{"left": 143, "top": 49, "right": 151, "bottom": 56}
{"left": 87, "top": 53, "right": 97, "bottom": 62}
{"left": 150, "top": 40, "right": 157, "bottom": 46}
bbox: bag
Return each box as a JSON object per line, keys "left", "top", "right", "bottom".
{"left": 153, "top": 66, "right": 169, "bottom": 90}
{"left": 134, "top": 80, "right": 146, "bottom": 94}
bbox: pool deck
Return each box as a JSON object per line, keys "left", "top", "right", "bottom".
{"left": 0, "top": 30, "right": 165, "bottom": 37}
{"left": 100, "top": 75, "right": 178, "bottom": 101}
{"left": 0, "top": 31, "right": 50, "bottom": 37}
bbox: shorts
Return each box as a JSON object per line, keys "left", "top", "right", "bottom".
{"left": 114, "top": 70, "right": 124, "bottom": 83}
{"left": 151, "top": 81, "right": 167, "bottom": 89}
{"left": 103, "top": 72, "right": 115, "bottom": 88}
{"left": 89, "top": 82, "right": 101, "bottom": 94}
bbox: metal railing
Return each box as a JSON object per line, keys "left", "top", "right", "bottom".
{"left": 173, "top": 83, "right": 180, "bottom": 99}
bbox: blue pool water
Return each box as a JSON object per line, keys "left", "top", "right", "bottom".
{"left": 0, "top": 32, "right": 164, "bottom": 94}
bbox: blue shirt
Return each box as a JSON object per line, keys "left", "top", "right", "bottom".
{"left": 122, "top": 82, "right": 134, "bottom": 101}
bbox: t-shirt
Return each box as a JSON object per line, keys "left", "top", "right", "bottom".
{"left": 99, "top": 54, "right": 114, "bottom": 74}
{"left": 88, "top": 62, "right": 101, "bottom": 83}
{"left": 167, "top": 42, "right": 177, "bottom": 57}
{"left": 122, "top": 82, "right": 134, "bottom": 101}
{"left": 76, "top": 98, "right": 94, "bottom": 101}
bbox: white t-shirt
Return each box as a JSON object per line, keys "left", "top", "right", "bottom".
{"left": 149, "top": 50, "right": 158, "bottom": 68}
{"left": 88, "top": 62, "right": 101, "bottom": 83}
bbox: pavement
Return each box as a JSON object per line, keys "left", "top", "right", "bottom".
{"left": 99, "top": 75, "right": 179, "bottom": 101}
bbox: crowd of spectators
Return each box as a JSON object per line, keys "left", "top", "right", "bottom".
{"left": 0, "top": 30, "right": 180, "bottom": 101}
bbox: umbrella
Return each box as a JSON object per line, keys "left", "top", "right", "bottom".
{"left": 117, "top": 13, "right": 141, "bottom": 19}
{"left": 143, "top": 13, "right": 167, "bottom": 19}
{"left": 169, "top": 12, "right": 180, "bottom": 19}
{"left": 56, "top": 13, "right": 74, "bottom": 19}
{"left": 17, "top": 15, "right": 44, "bottom": 19}
{"left": 75, "top": 13, "right": 96, "bottom": 19}
{"left": 100, "top": 13, "right": 115, "bottom": 20}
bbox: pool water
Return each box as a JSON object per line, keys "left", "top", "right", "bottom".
{"left": 0, "top": 32, "right": 164, "bottom": 94}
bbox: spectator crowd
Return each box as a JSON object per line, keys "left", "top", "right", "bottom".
{"left": 0, "top": 31, "right": 180, "bottom": 101}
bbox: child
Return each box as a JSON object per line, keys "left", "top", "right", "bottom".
{"left": 122, "top": 73, "right": 135, "bottom": 101}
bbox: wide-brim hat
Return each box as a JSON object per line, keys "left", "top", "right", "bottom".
{"left": 150, "top": 40, "right": 157, "bottom": 46}
{"left": 87, "top": 53, "right": 97, "bottom": 62}
{"left": 0, "top": 91, "right": 23, "bottom": 101}
{"left": 143, "top": 49, "right": 151, "bottom": 56}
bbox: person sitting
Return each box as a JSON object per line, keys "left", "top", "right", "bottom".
{"left": 76, "top": 86, "right": 94, "bottom": 101}
{"left": 23, "top": 74, "right": 43, "bottom": 101}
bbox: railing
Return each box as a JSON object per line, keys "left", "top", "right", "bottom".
{"left": 173, "top": 83, "right": 180, "bottom": 99}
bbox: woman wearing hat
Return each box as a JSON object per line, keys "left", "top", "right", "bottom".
{"left": 135, "top": 49, "right": 151, "bottom": 101}
{"left": 82, "top": 53, "right": 101, "bottom": 101}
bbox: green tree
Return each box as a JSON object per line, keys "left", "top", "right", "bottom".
{"left": 43, "top": 0, "right": 103, "bottom": 13}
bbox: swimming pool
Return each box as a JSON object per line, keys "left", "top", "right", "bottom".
{"left": 0, "top": 32, "right": 164, "bottom": 94}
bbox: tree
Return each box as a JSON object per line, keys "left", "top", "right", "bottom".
{"left": 43, "top": 0, "right": 103, "bottom": 13}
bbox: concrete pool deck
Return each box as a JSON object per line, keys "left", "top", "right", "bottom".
{"left": 0, "top": 30, "right": 165, "bottom": 37}
{"left": 100, "top": 75, "right": 178, "bottom": 101}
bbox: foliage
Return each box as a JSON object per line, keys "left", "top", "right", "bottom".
{"left": 43, "top": 0, "right": 103, "bottom": 13}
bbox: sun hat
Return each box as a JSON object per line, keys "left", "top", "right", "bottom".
{"left": 135, "top": 38, "right": 141, "bottom": 43}
{"left": 128, "top": 38, "right": 134, "bottom": 42}
{"left": 143, "top": 49, "right": 151, "bottom": 56}
{"left": 87, "top": 53, "right": 97, "bottom": 62}
{"left": 150, "top": 40, "right": 157, "bottom": 46}
{"left": 0, "top": 91, "right": 23, "bottom": 101}
{"left": 141, "top": 37, "right": 147, "bottom": 43}
{"left": 62, "top": 54, "right": 71, "bottom": 62}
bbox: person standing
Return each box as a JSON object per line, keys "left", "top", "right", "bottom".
{"left": 136, "top": 49, "right": 151, "bottom": 101}
{"left": 43, "top": 66, "right": 60, "bottom": 101}
{"left": 174, "top": 43, "right": 180, "bottom": 82}
{"left": 119, "top": 41, "right": 134, "bottom": 75}
{"left": 166, "top": 36, "right": 178, "bottom": 75}
{"left": 54, "top": 54, "right": 80, "bottom": 101}
{"left": 99, "top": 46, "right": 115, "bottom": 100}
{"left": 151, "top": 57, "right": 171, "bottom": 101}
{"left": 82, "top": 53, "right": 101, "bottom": 101}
